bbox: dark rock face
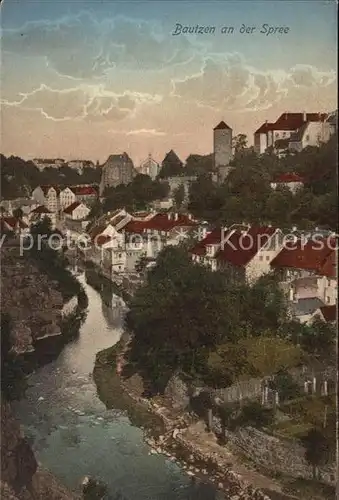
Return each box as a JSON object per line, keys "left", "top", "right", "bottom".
{"left": 1, "top": 399, "right": 78, "bottom": 500}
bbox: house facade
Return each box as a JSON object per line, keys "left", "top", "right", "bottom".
{"left": 63, "top": 202, "right": 90, "bottom": 220}
{"left": 270, "top": 237, "right": 337, "bottom": 323}
{"left": 254, "top": 112, "right": 328, "bottom": 155}
{"left": 29, "top": 205, "right": 57, "bottom": 228}
{"left": 99, "top": 153, "right": 137, "bottom": 195}
{"left": 270, "top": 173, "right": 305, "bottom": 194}
{"left": 190, "top": 225, "right": 283, "bottom": 282}
{"left": 60, "top": 187, "right": 76, "bottom": 210}
{"left": 32, "top": 186, "right": 60, "bottom": 213}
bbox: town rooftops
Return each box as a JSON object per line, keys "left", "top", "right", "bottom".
{"left": 31, "top": 205, "right": 52, "bottom": 214}
{"left": 273, "top": 173, "right": 305, "bottom": 183}
{"left": 214, "top": 121, "right": 232, "bottom": 130}
{"left": 123, "top": 213, "right": 197, "bottom": 234}
{"left": 271, "top": 237, "right": 336, "bottom": 276}
{"left": 190, "top": 225, "right": 278, "bottom": 266}
{"left": 254, "top": 122, "right": 275, "bottom": 134}
{"left": 63, "top": 201, "right": 82, "bottom": 214}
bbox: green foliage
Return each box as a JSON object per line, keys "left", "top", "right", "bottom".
{"left": 188, "top": 137, "right": 337, "bottom": 230}
{"left": 301, "top": 317, "right": 336, "bottom": 357}
{"left": 103, "top": 174, "right": 169, "bottom": 212}
{"left": 236, "top": 401, "right": 274, "bottom": 428}
{"left": 0, "top": 154, "right": 100, "bottom": 199}
{"left": 173, "top": 183, "right": 185, "bottom": 208}
{"left": 269, "top": 369, "right": 301, "bottom": 402}
{"left": 185, "top": 154, "right": 214, "bottom": 176}
{"left": 301, "top": 428, "right": 332, "bottom": 478}
{"left": 1, "top": 313, "right": 27, "bottom": 400}
{"left": 124, "top": 246, "right": 293, "bottom": 390}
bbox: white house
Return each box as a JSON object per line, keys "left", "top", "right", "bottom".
{"left": 190, "top": 225, "right": 283, "bottom": 282}
{"left": 270, "top": 173, "right": 305, "bottom": 194}
{"left": 32, "top": 186, "right": 60, "bottom": 213}
{"left": 288, "top": 121, "right": 335, "bottom": 152}
{"left": 60, "top": 187, "right": 76, "bottom": 210}
{"left": 63, "top": 201, "right": 90, "bottom": 220}
{"left": 254, "top": 112, "right": 328, "bottom": 155}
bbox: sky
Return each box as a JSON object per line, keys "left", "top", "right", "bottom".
{"left": 0, "top": 0, "right": 337, "bottom": 165}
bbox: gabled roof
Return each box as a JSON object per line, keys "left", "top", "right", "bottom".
{"left": 254, "top": 122, "right": 275, "bottom": 134}
{"left": 319, "top": 304, "right": 337, "bottom": 322}
{"left": 189, "top": 227, "right": 222, "bottom": 256}
{"left": 40, "top": 185, "right": 60, "bottom": 195}
{"left": 64, "top": 201, "right": 82, "bottom": 214}
{"left": 0, "top": 216, "right": 28, "bottom": 230}
{"left": 124, "top": 213, "right": 197, "bottom": 234}
{"left": 214, "top": 121, "right": 232, "bottom": 130}
{"left": 216, "top": 226, "right": 277, "bottom": 267}
{"left": 96, "top": 235, "right": 112, "bottom": 247}
{"left": 31, "top": 205, "right": 52, "bottom": 214}
{"left": 273, "top": 173, "right": 305, "bottom": 183}
{"left": 290, "top": 297, "right": 325, "bottom": 317}
{"left": 318, "top": 249, "right": 336, "bottom": 278}
{"left": 271, "top": 238, "right": 336, "bottom": 275}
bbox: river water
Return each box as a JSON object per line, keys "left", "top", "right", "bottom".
{"left": 13, "top": 273, "right": 223, "bottom": 500}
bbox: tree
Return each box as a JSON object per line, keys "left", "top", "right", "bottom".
{"left": 301, "top": 316, "right": 336, "bottom": 357}
{"left": 232, "top": 134, "right": 248, "bottom": 155}
{"left": 302, "top": 428, "right": 331, "bottom": 479}
{"left": 173, "top": 183, "right": 185, "bottom": 208}
{"left": 269, "top": 369, "right": 301, "bottom": 402}
{"left": 13, "top": 207, "right": 24, "bottom": 219}
{"left": 236, "top": 401, "right": 274, "bottom": 428}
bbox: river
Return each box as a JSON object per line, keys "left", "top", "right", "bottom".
{"left": 13, "top": 272, "right": 224, "bottom": 500}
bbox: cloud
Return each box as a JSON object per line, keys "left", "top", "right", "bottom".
{"left": 2, "top": 13, "right": 199, "bottom": 80}
{"left": 172, "top": 54, "right": 336, "bottom": 112}
{"left": 126, "top": 129, "right": 166, "bottom": 136}
{"left": 0, "top": 83, "right": 161, "bottom": 122}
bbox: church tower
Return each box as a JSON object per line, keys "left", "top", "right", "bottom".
{"left": 213, "top": 120, "right": 233, "bottom": 182}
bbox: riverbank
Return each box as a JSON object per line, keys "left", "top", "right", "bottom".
{"left": 94, "top": 344, "right": 295, "bottom": 500}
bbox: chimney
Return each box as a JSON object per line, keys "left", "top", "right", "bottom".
{"left": 303, "top": 111, "right": 307, "bottom": 122}
{"left": 167, "top": 213, "right": 171, "bottom": 220}
{"left": 188, "top": 213, "right": 192, "bottom": 220}
{"left": 174, "top": 213, "right": 178, "bottom": 221}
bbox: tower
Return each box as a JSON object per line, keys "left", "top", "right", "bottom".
{"left": 213, "top": 120, "right": 233, "bottom": 183}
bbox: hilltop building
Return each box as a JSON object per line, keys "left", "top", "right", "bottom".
{"left": 213, "top": 121, "right": 233, "bottom": 183}
{"left": 99, "top": 153, "right": 137, "bottom": 195}
{"left": 254, "top": 112, "right": 336, "bottom": 155}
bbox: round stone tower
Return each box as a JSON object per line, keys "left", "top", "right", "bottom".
{"left": 213, "top": 120, "right": 233, "bottom": 170}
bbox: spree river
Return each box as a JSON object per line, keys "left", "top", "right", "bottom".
{"left": 13, "top": 273, "right": 223, "bottom": 500}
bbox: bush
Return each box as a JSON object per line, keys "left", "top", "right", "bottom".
{"left": 237, "top": 401, "right": 274, "bottom": 428}
{"left": 269, "top": 369, "right": 301, "bottom": 402}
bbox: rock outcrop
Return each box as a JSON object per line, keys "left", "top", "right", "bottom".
{"left": 1, "top": 398, "right": 79, "bottom": 499}
{"left": 1, "top": 239, "right": 64, "bottom": 353}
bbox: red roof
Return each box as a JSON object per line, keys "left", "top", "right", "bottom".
{"left": 95, "top": 235, "right": 111, "bottom": 246}
{"left": 214, "top": 121, "right": 232, "bottom": 130}
{"left": 254, "top": 122, "right": 275, "bottom": 134}
{"left": 255, "top": 113, "right": 327, "bottom": 134}
{"left": 319, "top": 305, "right": 337, "bottom": 322}
{"left": 216, "top": 226, "right": 277, "bottom": 267}
{"left": 189, "top": 228, "right": 222, "bottom": 256}
{"left": 64, "top": 201, "right": 81, "bottom": 214}
{"left": 318, "top": 248, "right": 337, "bottom": 278}
{"left": 0, "top": 217, "right": 28, "bottom": 230}
{"left": 273, "top": 173, "right": 305, "bottom": 183}
{"left": 124, "top": 213, "right": 197, "bottom": 234}
{"left": 271, "top": 238, "right": 336, "bottom": 275}
{"left": 31, "top": 205, "right": 52, "bottom": 214}
{"left": 89, "top": 224, "right": 107, "bottom": 241}
{"left": 71, "top": 185, "right": 97, "bottom": 196}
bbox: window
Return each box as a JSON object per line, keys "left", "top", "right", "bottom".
{"left": 305, "top": 135, "right": 310, "bottom": 141}
{"left": 326, "top": 296, "right": 330, "bottom": 304}
{"left": 327, "top": 279, "right": 331, "bottom": 287}
{"left": 282, "top": 132, "right": 286, "bottom": 137}
{"left": 118, "top": 253, "right": 122, "bottom": 258}
{"left": 266, "top": 255, "right": 270, "bottom": 261}
{"left": 259, "top": 255, "right": 263, "bottom": 261}
{"left": 275, "top": 132, "right": 279, "bottom": 138}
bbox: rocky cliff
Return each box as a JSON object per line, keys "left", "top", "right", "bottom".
{"left": 1, "top": 238, "right": 64, "bottom": 353}
{"left": 1, "top": 399, "right": 79, "bottom": 499}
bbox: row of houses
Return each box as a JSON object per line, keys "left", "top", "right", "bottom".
{"left": 31, "top": 184, "right": 98, "bottom": 213}
{"left": 83, "top": 209, "right": 337, "bottom": 325}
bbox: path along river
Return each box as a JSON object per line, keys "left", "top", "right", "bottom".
{"left": 13, "top": 272, "right": 224, "bottom": 500}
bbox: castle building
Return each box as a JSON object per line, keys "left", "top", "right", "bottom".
{"left": 213, "top": 121, "right": 233, "bottom": 183}
{"left": 99, "top": 153, "right": 137, "bottom": 195}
